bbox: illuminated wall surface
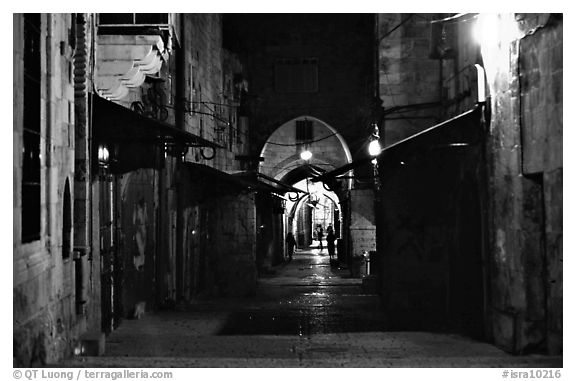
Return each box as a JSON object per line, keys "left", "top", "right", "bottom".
{"left": 376, "top": 13, "right": 562, "bottom": 355}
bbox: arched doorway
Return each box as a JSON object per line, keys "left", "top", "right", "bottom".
{"left": 259, "top": 115, "right": 353, "bottom": 191}
{"left": 257, "top": 115, "right": 351, "bottom": 263}
{"left": 285, "top": 178, "right": 341, "bottom": 250}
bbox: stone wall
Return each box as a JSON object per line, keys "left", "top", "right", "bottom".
{"left": 222, "top": 14, "right": 376, "bottom": 261}
{"left": 208, "top": 193, "right": 258, "bottom": 296}
{"left": 375, "top": 13, "right": 563, "bottom": 354}
{"left": 377, "top": 14, "right": 442, "bottom": 146}
{"left": 178, "top": 14, "right": 246, "bottom": 173}
{"left": 349, "top": 189, "right": 376, "bottom": 258}
{"left": 223, "top": 14, "right": 376, "bottom": 167}
{"left": 259, "top": 117, "right": 351, "bottom": 180}
{"left": 13, "top": 14, "right": 89, "bottom": 366}
{"left": 174, "top": 15, "right": 258, "bottom": 297}
{"left": 481, "top": 14, "right": 562, "bottom": 354}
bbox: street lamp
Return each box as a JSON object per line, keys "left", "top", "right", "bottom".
{"left": 98, "top": 144, "right": 110, "bottom": 168}
{"left": 368, "top": 123, "right": 381, "bottom": 193}
{"left": 368, "top": 124, "right": 381, "bottom": 158}
{"left": 300, "top": 148, "right": 312, "bottom": 161}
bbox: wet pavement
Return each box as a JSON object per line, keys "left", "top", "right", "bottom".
{"left": 63, "top": 248, "right": 562, "bottom": 368}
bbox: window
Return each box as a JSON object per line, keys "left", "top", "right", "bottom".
{"left": 275, "top": 58, "right": 318, "bottom": 93}
{"left": 296, "top": 120, "right": 313, "bottom": 143}
{"left": 98, "top": 14, "right": 169, "bottom": 25}
{"left": 22, "top": 13, "right": 42, "bottom": 243}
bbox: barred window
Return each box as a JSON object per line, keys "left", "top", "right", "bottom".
{"left": 98, "top": 14, "right": 169, "bottom": 25}
{"left": 275, "top": 58, "right": 318, "bottom": 93}
{"left": 296, "top": 120, "right": 313, "bottom": 143}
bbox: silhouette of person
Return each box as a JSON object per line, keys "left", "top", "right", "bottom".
{"left": 286, "top": 232, "right": 297, "bottom": 261}
{"left": 326, "top": 226, "right": 336, "bottom": 260}
{"left": 316, "top": 225, "right": 324, "bottom": 251}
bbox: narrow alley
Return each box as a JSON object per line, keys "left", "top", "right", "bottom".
{"left": 14, "top": 13, "right": 563, "bottom": 369}
{"left": 64, "top": 246, "right": 561, "bottom": 368}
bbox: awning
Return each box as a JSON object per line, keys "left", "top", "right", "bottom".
{"left": 182, "top": 164, "right": 308, "bottom": 197}
{"left": 312, "top": 107, "right": 483, "bottom": 182}
{"left": 92, "top": 94, "right": 221, "bottom": 149}
{"left": 233, "top": 172, "right": 307, "bottom": 195}
{"left": 183, "top": 163, "right": 262, "bottom": 193}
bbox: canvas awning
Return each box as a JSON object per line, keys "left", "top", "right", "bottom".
{"left": 182, "top": 164, "right": 307, "bottom": 197}
{"left": 92, "top": 94, "right": 221, "bottom": 149}
{"left": 313, "top": 107, "right": 483, "bottom": 183}
{"left": 234, "top": 172, "right": 307, "bottom": 195}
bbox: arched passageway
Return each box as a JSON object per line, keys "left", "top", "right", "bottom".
{"left": 285, "top": 178, "right": 341, "bottom": 251}
{"left": 259, "top": 115, "right": 353, "bottom": 190}
{"left": 257, "top": 115, "right": 352, "bottom": 259}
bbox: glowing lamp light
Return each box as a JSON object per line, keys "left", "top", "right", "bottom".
{"left": 300, "top": 149, "right": 312, "bottom": 161}
{"left": 97, "top": 145, "right": 110, "bottom": 165}
{"left": 368, "top": 139, "right": 381, "bottom": 157}
{"left": 473, "top": 14, "right": 499, "bottom": 48}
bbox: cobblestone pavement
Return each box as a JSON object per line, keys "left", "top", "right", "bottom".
{"left": 63, "top": 248, "right": 562, "bottom": 368}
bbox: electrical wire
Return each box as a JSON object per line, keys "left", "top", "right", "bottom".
{"left": 378, "top": 14, "right": 414, "bottom": 42}
{"left": 264, "top": 131, "right": 341, "bottom": 146}
{"left": 381, "top": 70, "right": 423, "bottom": 130}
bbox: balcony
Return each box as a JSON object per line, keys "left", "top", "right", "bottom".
{"left": 95, "top": 13, "right": 178, "bottom": 101}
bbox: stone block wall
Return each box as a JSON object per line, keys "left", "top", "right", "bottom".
{"left": 378, "top": 14, "right": 442, "bottom": 146}
{"left": 479, "top": 14, "right": 562, "bottom": 354}
{"left": 349, "top": 189, "right": 376, "bottom": 257}
{"left": 375, "top": 13, "right": 562, "bottom": 354}
{"left": 178, "top": 14, "right": 245, "bottom": 174}
{"left": 223, "top": 14, "right": 376, "bottom": 162}
{"left": 259, "top": 117, "right": 351, "bottom": 180}
{"left": 13, "top": 14, "right": 87, "bottom": 366}
{"left": 207, "top": 193, "right": 258, "bottom": 296}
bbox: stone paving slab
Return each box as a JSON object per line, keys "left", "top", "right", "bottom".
{"left": 59, "top": 250, "right": 562, "bottom": 368}
{"left": 65, "top": 354, "right": 562, "bottom": 368}
{"left": 63, "top": 328, "right": 562, "bottom": 368}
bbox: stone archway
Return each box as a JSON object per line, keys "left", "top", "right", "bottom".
{"left": 286, "top": 178, "right": 342, "bottom": 249}
{"left": 258, "top": 116, "right": 350, "bottom": 253}
{"left": 259, "top": 115, "right": 353, "bottom": 190}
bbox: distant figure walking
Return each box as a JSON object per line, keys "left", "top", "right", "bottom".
{"left": 326, "top": 226, "right": 336, "bottom": 260}
{"left": 316, "top": 225, "right": 324, "bottom": 251}
{"left": 286, "top": 232, "right": 297, "bottom": 261}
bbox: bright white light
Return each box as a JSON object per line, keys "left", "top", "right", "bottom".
{"left": 368, "top": 140, "right": 381, "bottom": 157}
{"left": 98, "top": 145, "right": 109, "bottom": 163}
{"left": 475, "top": 64, "right": 486, "bottom": 103}
{"left": 473, "top": 14, "right": 499, "bottom": 48}
{"left": 300, "top": 150, "right": 312, "bottom": 161}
